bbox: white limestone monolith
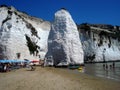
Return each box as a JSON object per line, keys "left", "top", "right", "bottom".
{"left": 45, "top": 9, "right": 84, "bottom": 66}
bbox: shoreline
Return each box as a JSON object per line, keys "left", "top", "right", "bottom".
{"left": 45, "top": 67, "right": 120, "bottom": 82}
{"left": 0, "top": 67, "right": 120, "bottom": 90}
{"left": 85, "top": 60, "right": 120, "bottom": 63}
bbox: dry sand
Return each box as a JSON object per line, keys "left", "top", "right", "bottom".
{"left": 0, "top": 66, "right": 120, "bottom": 90}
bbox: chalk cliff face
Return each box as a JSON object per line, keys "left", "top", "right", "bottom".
{"left": 78, "top": 23, "right": 120, "bottom": 62}
{"left": 0, "top": 5, "right": 120, "bottom": 63}
{"left": 0, "top": 5, "right": 50, "bottom": 60}
{"left": 45, "top": 9, "right": 84, "bottom": 66}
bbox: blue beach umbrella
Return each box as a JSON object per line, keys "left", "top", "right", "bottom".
{"left": 0, "top": 59, "right": 30, "bottom": 63}
{"left": 0, "top": 60, "right": 10, "bottom": 63}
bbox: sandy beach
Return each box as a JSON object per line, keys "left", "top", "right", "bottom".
{"left": 0, "top": 66, "right": 120, "bottom": 90}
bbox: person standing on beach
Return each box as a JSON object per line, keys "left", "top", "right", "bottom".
{"left": 4, "top": 64, "right": 7, "bottom": 72}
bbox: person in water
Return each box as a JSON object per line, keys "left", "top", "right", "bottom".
{"left": 105, "top": 63, "right": 108, "bottom": 69}
{"left": 112, "top": 62, "right": 115, "bottom": 68}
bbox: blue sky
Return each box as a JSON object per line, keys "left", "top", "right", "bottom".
{"left": 0, "top": 0, "right": 120, "bottom": 25}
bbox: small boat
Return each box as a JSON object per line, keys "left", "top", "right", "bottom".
{"left": 68, "top": 64, "right": 80, "bottom": 69}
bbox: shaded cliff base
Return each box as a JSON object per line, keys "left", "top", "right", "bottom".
{"left": 0, "top": 67, "right": 120, "bottom": 90}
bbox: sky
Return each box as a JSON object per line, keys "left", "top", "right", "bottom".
{"left": 0, "top": 0, "right": 120, "bottom": 26}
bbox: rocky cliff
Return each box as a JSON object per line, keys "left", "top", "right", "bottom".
{"left": 45, "top": 9, "right": 84, "bottom": 66}
{"left": 0, "top": 5, "right": 50, "bottom": 60}
{"left": 78, "top": 23, "right": 120, "bottom": 62}
{"left": 0, "top": 5, "right": 120, "bottom": 63}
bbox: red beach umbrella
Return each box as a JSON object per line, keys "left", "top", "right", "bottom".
{"left": 31, "top": 60, "right": 39, "bottom": 63}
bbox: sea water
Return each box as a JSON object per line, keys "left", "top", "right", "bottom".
{"left": 84, "top": 62, "right": 120, "bottom": 81}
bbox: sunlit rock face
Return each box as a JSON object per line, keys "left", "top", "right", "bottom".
{"left": 1, "top": 5, "right": 119, "bottom": 64}
{"left": 45, "top": 9, "right": 84, "bottom": 66}
{"left": 0, "top": 5, "right": 50, "bottom": 60}
{"left": 78, "top": 23, "right": 120, "bottom": 62}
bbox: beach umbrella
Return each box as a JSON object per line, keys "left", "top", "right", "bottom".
{"left": 0, "top": 59, "right": 31, "bottom": 63}
{"left": 0, "top": 60, "right": 6, "bottom": 63}
{"left": 11, "top": 60, "right": 24, "bottom": 63}
{"left": 31, "top": 60, "right": 39, "bottom": 63}
{"left": 23, "top": 59, "right": 31, "bottom": 64}
{"left": 24, "top": 59, "right": 30, "bottom": 62}
{"left": 0, "top": 60, "right": 11, "bottom": 63}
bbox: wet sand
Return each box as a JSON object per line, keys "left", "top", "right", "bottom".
{"left": 0, "top": 67, "right": 120, "bottom": 90}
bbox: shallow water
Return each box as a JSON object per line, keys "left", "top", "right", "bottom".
{"left": 84, "top": 62, "right": 120, "bottom": 81}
